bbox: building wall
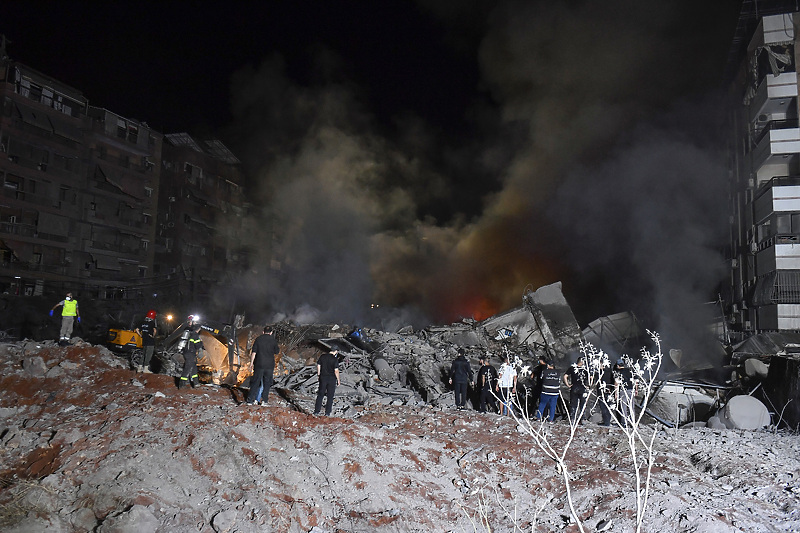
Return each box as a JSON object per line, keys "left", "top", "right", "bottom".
{"left": 727, "top": 12, "right": 800, "bottom": 334}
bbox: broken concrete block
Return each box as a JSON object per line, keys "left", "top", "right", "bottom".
{"left": 744, "top": 358, "right": 769, "bottom": 379}
{"left": 707, "top": 416, "right": 727, "bottom": 430}
{"left": 22, "top": 356, "right": 47, "bottom": 377}
{"left": 716, "top": 395, "right": 770, "bottom": 430}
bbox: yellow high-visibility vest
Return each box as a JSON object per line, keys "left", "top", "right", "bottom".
{"left": 62, "top": 300, "right": 78, "bottom": 316}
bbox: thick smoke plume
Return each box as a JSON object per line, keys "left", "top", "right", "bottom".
{"left": 223, "top": 0, "right": 733, "bottom": 343}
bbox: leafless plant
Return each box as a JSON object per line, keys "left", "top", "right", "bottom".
{"left": 498, "top": 330, "right": 664, "bottom": 533}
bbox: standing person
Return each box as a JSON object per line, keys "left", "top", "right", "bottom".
{"left": 314, "top": 348, "right": 340, "bottom": 416}
{"left": 179, "top": 323, "right": 203, "bottom": 389}
{"left": 50, "top": 292, "right": 80, "bottom": 345}
{"left": 563, "top": 357, "right": 588, "bottom": 424}
{"left": 614, "top": 358, "right": 637, "bottom": 425}
{"left": 449, "top": 349, "right": 473, "bottom": 410}
{"left": 497, "top": 355, "right": 517, "bottom": 416}
{"left": 475, "top": 355, "right": 499, "bottom": 413}
{"left": 597, "top": 363, "right": 616, "bottom": 427}
{"left": 246, "top": 326, "right": 279, "bottom": 405}
{"left": 134, "top": 310, "right": 158, "bottom": 373}
{"left": 537, "top": 359, "right": 561, "bottom": 421}
{"left": 531, "top": 355, "right": 548, "bottom": 409}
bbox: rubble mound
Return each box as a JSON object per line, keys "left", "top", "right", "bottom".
{"left": 0, "top": 339, "right": 799, "bottom": 532}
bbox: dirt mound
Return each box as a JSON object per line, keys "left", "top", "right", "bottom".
{"left": 0, "top": 340, "right": 798, "bottom": 532}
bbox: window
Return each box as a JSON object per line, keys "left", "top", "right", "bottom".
{"left": 144, "top": 186, "right": 153, "bottom": 197}
{"left": 777, "top": 215, "right": 792, "bottom": 235}
{"left": 32, "top": 252, "right": 41, "bottom": 264}
{"left": 141, "top": 240, "right": 149, "bottom": 250}
{"left": 41, "top": 88, "right": 53, "bottom": 107}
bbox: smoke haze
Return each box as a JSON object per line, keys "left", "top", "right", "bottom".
{"left": 224, "top": 0, "right": 735, "bottom": 341}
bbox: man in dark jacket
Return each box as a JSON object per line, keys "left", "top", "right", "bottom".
{"left": 475, "top": 355, "right": 499, "bottom": 413}
{"left": 314, "top": 348, "right": 340, "bottom": 416}
{"left": 449, "top": 349, "right": 473, "bottom": 410}
{"left": 536, "top": 359, "right": 561, "bottom": 421}
{"left": 614, "top": 358, "right": 637, "bottom": 425}
{"left": 179, "top": 324, "right": 203, "bottom": 389}
{"left": 246, "top": 326, "right": 279, "bottom": 405}
{"left": 563, "top": 357, "right": 589, "bottom": 423}
{"left": 597, "top": 364, "right": 616, "bottom": 426}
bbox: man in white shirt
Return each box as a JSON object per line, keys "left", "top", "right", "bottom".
{"left": 496, "top": 356, "right": 517, "bottom": 416}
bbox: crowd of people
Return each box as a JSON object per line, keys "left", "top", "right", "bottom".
{"left": 48, "top": 292, "right": 635, "bottom": 422}
{"left": 449, "top": 350, "right": 638, "bottom": 425}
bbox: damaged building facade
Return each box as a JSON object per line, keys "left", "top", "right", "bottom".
{"left": 726, "top": 3, "right": 800, "bottom": 428}
{"left": 0, "top": 42, "right": 252, "bottom": 321}
{"left": 154, "top": 133, "right": 254, "bottom": 309}
{"left": 0, "top": 57, "right": 161, "bottom": 298}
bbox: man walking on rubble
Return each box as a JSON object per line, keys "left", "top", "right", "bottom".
{"left": 50, "top": 291, "right": 80, "bottom": 346}
{"left": 246, "top": 326, "right": 279, "bottom": 405}
{"left": 134, "top": 310, "right": 158, "bottom": 373}
{"left": 475, "top": 355, "right": 499, "bottom": 413}
{"left": 563, "top": 356, "right": 589, "bottom": 424}
{"left": 179, "top": 323, "right": 203, "bottom": 389}
{"left": 314, "top": 347, "right": 340, "bottom": 416}
{"left": 614, "top": 358, "right": 637, "bottom": 425}
{"left": 597, "top": 362, "right": 615, "bottom": 427}
{"left": 449, "top": 348, "right": 473, "bottom": 410}
{"left": 536, "top": 359, "right": 561, "bottom": 421}
{"left": 497, "top": 355, "right": 517, "bottom": 416}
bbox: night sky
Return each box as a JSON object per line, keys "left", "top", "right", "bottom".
{"left": 3, "top": 2, "right": 744, "bottom": 339}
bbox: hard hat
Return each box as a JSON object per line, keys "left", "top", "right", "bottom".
{"left": 146, "top": 310, "right": 157, "bottom": 319}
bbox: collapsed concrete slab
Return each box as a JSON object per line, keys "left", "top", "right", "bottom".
{"left": 479, "top": 282, "right": 582, "bottom": 367}
{"left": 646, "top": 384, "right": 717, "bottom": 426}
{"left": 715, "top": 395, "right": 770, "bottom": 430}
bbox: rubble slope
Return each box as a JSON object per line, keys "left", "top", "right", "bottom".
{"left": 0, "top": 340, "right": 799, "bottom": 533}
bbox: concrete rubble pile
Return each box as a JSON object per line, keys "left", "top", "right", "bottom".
{"left": 265, "top": 282, "right": 583, "bottom": 416}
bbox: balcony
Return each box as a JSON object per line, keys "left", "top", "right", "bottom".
{"left": 756, "top": 241, "right": 800, "bottom": 276}
{"left": 749, "top": 72, "right": 797, "bottom": 124}
{"left": 753, "top": 178, "right": 800, "bottom": 222}
{"left": 751, "top": 120, "right": 800, "bottom": 168}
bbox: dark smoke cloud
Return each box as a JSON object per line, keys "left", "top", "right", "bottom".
{"left": 223, "top": 0, "right": 734, "bottom": 337}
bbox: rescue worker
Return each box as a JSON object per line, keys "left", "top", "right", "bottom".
{"left": 314, "top": 348, "right": 341, "bottom": 416}
{"left": 449, "top": 348, "right": 473, "bottom": 410}
{"left": 179, "top": 323, "right": 203, "bottom": 389}
{"left": 50, "top": 292, "right": 80, "bottom": 345}
{"left": 134, "top": 310, "right": 157, "bottom": 373}
{"left": 475, "top": 355, "right": 499, "bottom": 413}
{"left": 246, "top": 326, "right": 279, "bottom": 405}
{"left": 536, "top": 359, "right": 561, "bottom": 421}
{"left": 563, "top": 356, "right": 589, "bottom": 424}
{"left": 614, "top": 358, "right": 637, "bottom": 425}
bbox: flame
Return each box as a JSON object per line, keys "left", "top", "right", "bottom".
{"left": 437, "top": 294, "right": 500, "bottom": 323}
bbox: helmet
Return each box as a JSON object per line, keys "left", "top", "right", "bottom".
{"left": 146, "top": 310, "right": 157, "bottom": 319}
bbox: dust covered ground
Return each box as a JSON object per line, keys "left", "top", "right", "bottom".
{"left": 0, "top": 340, "right": 799, "bottom": 533}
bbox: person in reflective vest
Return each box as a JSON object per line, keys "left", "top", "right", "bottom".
{"left": 179, "top": 324, "right": 203, "bottom": 389}
{"left": 50, "top": 292, "right": 80, "bottom": 345}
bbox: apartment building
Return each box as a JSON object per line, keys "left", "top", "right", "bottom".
{"left": 155, "top": 133, "right": 251, "bottom": 309}
{"left": 0, "top": 54, "right": 161, "bottom": 301}
{"left": 727, "top": 7, "right": 800, "bottom": 333}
